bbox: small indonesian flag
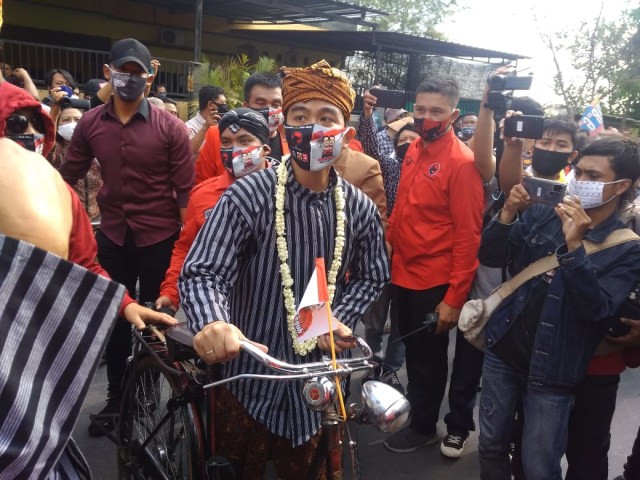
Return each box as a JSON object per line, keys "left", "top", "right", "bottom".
{"left": 293, "top": 259, "right": 331, "bottom": 342}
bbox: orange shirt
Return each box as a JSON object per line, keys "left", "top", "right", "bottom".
{"left": 160, "top": 172, "right": 235, "bottom": 305}
{"left": 387, "top": 128, "right": 484, "bottom": 308}
{"left": 195, "top": 126, "right": 289, "bottom": 184}
{"left": 194, "top": 125, "right": 224, "bottom": 184}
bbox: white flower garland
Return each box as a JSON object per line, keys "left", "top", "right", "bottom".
{"left": 275, "top": 161, "right": 346, "bottom": 355}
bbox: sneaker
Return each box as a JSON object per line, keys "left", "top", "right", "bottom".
{"left": 440, "top": 432, "right": 469, "bottom": 459}
{"left": 361, "top": 364, "right": 380, "bottom": 386}
{"left": 379, "top": 369, "right": 405, "bottom": 395}
{"left": 88, "top": 396, "right": 121, "bottom": 437}
{"left": 384, "top": 427, "right": 439, "bottom": 453}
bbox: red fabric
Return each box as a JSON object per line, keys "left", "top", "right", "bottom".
{"left": 586, "top": 351, "right": 627, "bottom": 376}
{"left": 195, "top": 126, "right": 289, "bottom": 184}
{"left": 280, "top": 130, "right": 290, "bottom": 155}
{"left": 387, "top": 129, "right": 483, "bottom": 308}
{"left": 348, "top": 138, "right": 364, "bottom": 152}
{"left": 66, "top": 184, "right": 135, "bottom": 315}
{"left": 0, "top": 81, "right": 55, "bottom": 157}
{"left": 194, "top": 125, "right": 224, "bottom": 184}
{"left": 160, "top": 172, "right": 235, "bottom": 305}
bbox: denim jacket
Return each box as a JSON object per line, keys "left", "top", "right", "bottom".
{"left": 479, "top": 204, "right": 640, "bottom": 391}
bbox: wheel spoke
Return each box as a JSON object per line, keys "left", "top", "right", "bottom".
{"left": 117, "top": 358, "right": 199, "bottom": 480}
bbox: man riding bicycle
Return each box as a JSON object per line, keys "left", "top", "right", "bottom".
{"left": 179, "top": 60, "right": 390, "bottom": 479}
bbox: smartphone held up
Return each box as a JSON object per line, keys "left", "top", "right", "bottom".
{"left": 521, "top": 176, "right": 567, "bottom": 206}
{"left": 504, "top": 115, "right": 544, "bottom": 139}
{"left": 370, "top": 88, "right": 406, "bottom": 110}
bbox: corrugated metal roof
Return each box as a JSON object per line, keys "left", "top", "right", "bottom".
{"left": 134, "top": 0, "right": 386, "bottom": 27}
{"left": 230, "top": 29, "right": 527, "bottom": 61}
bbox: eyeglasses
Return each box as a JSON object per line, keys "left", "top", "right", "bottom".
{"left": 6, "top": 112, "right": 44, "bottom": 136}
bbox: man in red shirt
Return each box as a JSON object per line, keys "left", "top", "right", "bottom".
{"left": 194, "top": 72, "right": 289, "bottom": 183}
{"left": 60, "top": 38, "right": 193, "bottom": 436}
{"left": 156, "top": 108, "right": 272, "bottom": 310}
{"left": 384, "top": 76, "right": 484, "bottom": 452}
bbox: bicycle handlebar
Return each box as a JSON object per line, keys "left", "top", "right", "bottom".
{"left": 203, "top": 335, "right": 374, "bottom": 390}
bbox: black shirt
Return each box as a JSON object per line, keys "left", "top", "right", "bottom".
{"left": 269, "top": 132, "right": 283, "bottom": 161}
{"left": 493, "top": 272, "right": 553, "bottom": 374}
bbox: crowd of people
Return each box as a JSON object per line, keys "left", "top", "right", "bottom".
{"left": 1, "top": 32, "right": 640, "bottom": 480}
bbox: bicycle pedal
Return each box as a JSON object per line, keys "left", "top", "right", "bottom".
{"left": 205, "top": 455, "right": 235, "bottom": 480}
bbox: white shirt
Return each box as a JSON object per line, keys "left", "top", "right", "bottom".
{"left": 185, "top": 111, "right": 205, "bottom": 140}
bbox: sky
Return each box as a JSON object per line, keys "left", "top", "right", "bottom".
{"left": 436, "top": 0, "right": 633, "bottom": 106}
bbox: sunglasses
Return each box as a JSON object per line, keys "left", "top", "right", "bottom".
{"left": 5, "top": 112, "right": 45, "bottom": 136}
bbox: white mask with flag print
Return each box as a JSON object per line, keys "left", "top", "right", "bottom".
{"left": 285, "top": 124, "right": 353, "bottom": 171}
{"left": 220, "top": 145, "right": 264, "bottom": 179}
{"left": 253, "top": 106, "right": 284, "bottom": 135}
{"left": 267, "top": 106, "right": 284, "bottom": 134}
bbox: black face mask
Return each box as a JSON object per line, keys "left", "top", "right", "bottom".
{"left": 396, "top": 142, "right": 410, "bottom": 160}
{"left": 531, "top": 147, "right": 572, "bottom": 177}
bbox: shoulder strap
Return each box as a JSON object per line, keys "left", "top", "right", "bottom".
{"left": 494, "top": 228, "right": 639, "bottom": 300}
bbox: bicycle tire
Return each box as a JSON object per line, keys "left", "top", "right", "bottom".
{"left": 117, "top": 355, "right": 205, "bottom": 480}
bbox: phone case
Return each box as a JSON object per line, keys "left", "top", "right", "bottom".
{"left": 370, "top": 89, "right": 406, "bottom": 110}
{"left": 522, "top": 176, "right": 566, "bottom": 206}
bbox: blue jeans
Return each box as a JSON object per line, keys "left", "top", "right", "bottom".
{"left": 479, "top": 349, "right": 575, "bottom": 480}
{"left": 362, "top": 284, "right": 405, "bottom": 372}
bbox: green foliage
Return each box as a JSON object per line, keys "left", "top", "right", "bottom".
{"left": 540, "top": 5, "right": 640, "bottom": 121}
{"left": 353, "top": 0, "right": 459, "bottom": 37}
{"left": 189, "top": 54, "right": 277, "bottom": 116}
{"left": 345, "top": 0, "right": 460, "bottom": 93}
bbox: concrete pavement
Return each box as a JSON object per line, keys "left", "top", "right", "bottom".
{"left": 73, "top": 328, "right": 640, "bottom": 479}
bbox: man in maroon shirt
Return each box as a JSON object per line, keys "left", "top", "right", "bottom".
{"left": 60, "top": 38, "right": 194, "bottom": 436}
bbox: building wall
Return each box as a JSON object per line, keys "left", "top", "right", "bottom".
{"left": 4, "top": 0, "right": 342, "bottom": 65}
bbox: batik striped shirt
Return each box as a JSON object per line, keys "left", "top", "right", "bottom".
{"left": 0, "top": 235, "right": 124, "bottom": 480}
{"left": 357, "top": 115, "right": 403, "bottom": 214}
{"left": 180, "top": 162, "right": 390, "bottom": 446}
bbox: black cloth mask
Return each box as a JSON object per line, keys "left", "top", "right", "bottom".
{"left": 396, "top": 142, "right": 410, "bottom": 160}
{"left": 531, "top": 147, "right": 572, "bottom": 177}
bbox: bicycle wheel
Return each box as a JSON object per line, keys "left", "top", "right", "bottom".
{"left": 117, "top": 355, "right": 205, "bottom": 480}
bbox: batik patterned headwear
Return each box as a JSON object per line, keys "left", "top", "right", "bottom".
{"left": 282, "top": 60, "right": 356, "bottom": 122}
{"left": 218, "top": 108, "right": 270, "bottom": 145}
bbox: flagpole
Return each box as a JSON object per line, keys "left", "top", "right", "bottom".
{"left": 326, "top": 303, "right": 348, "bottom": 421}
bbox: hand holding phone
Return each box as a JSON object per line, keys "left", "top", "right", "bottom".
{"left": 369, "top": 88, "right": 406, "bottom": 110}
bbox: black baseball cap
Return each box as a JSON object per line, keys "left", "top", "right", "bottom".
{"left": 83, "top": 78, "right": 105, "bottom": 98}
{"left": 109, "top": 38, "right": 151, "bottom": 73}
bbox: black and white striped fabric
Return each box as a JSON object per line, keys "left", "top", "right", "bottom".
{"left": 0, "top": 235, "right": 125, "bottom": 480}
{"left": 180, "top": 162, "right": 390, "bottom": 446}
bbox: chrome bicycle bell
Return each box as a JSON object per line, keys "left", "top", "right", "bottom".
{"left": 361, "top": 380, "right": 411, "bottom": 433}
{"left": 303, "top": 377, "right": 336, "bottom": 411}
